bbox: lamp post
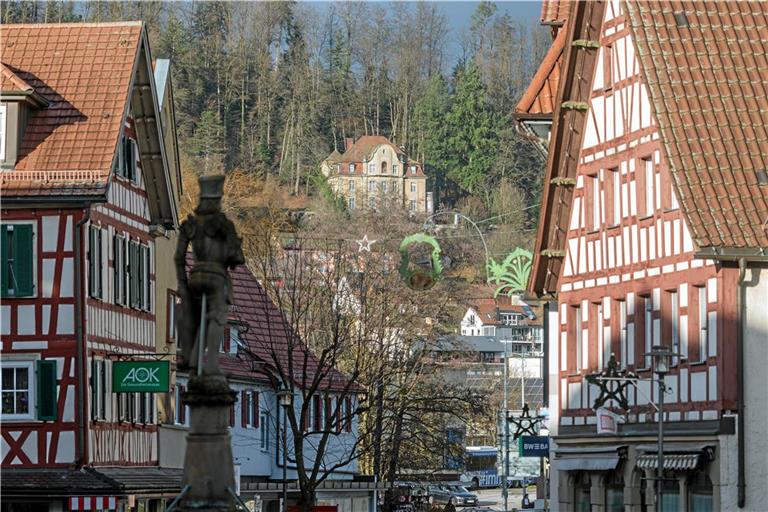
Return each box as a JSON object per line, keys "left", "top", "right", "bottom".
{"left": 502, "top": 339, "right": 509, "bottom": 512}
{"left": 648, "top": 345, "right": 672, "bottom": 512}
{"left": 277, "top": 388, "right": 294, "bottom": 512}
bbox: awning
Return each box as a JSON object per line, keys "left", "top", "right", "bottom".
{"left": 70, "top": 496, "right": 117, "bottom": 511}
{"left": 553, "top": 445, "right": 627, "bottom": 471}
{"left": 636, "top": 454, "right": 701, "bottom": 471}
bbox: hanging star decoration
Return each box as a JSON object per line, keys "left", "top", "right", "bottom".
{"left": 585, "top": 354, "right": 637, "bottom": 411}
{"left": 508, "top": 403, "right": 545, "bottom": 441}
{"left": 356, "top": 234, "right": 376, "bottom": 252}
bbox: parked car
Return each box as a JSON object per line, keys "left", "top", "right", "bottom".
{"left": 428, "top": 485, "right": 478, "bottom": 507}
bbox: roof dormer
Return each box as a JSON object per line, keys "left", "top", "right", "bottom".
{"left": 0, "top": 63, "right": 49, "bottom": 169}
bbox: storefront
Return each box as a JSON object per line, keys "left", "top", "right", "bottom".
{"left": 553, "top": 442, "right": 719, "bottom": 511}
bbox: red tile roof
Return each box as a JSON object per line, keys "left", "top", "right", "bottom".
{"left": 225, "top": 264, "right": 352, "bottom": 392}
{"left": 626, "top": 1, "right": 768, "bottom": 250}
{"left": 0, "top": 63, "right": 35, "bottom": 93}
{"left": 515, "top": 27, "right": 566, "bottom": 116}
{"left": 0, "top": 22, "right": 143, "bottom": 197}
{"left": 540, "top": 0, "right": 569, "bottom": 26}
{"left": 324, "top": 135, "right": 426, "bottom": 177}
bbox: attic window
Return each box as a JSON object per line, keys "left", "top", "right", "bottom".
{"left": 757, "top": 170, "right": 768, "bottom": 186}
{"left": 674, "top": 11, "right": 689, "bottom": 28}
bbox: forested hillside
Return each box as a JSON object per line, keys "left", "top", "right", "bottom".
{"left": 3, "top": 1, "right": 547, "bottom": 203}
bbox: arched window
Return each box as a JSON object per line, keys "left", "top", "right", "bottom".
{"left": 688, "top": 470, "right": 713, "bottom": 512}
{"left": 573, "top": 472, "right": 591, "bottom": 512}
{"left": 605, "top": 471, "right": 624, "bottom": 512}
{"left": 381, "top": 161, "right": 388, "bottom": 174}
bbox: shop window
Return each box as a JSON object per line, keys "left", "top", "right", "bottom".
{"left": 661, "top": 472, "right": 680, "bottom": 510}
{"left": 688, "top": 471, "right": 713, "bottom": 512}
{"left": 605, "top": 472, "right": 624, "bottom": 512}
{"left": 573, "top": 472, "right": 591, "bottom": 512}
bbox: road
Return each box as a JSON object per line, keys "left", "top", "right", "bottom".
{"left": 473, "top": 487, "right": 535, "bottom": 511}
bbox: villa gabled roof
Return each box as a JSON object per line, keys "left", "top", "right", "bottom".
{"left": 625, "top": 0, "right": 768, "bottom": 252}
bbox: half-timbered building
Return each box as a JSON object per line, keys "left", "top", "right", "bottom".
{"left": 523, "top": 1, "right": 768, "bottom": 510}
{"left": 1, "top": 22, "right": 181, "bottom": 511}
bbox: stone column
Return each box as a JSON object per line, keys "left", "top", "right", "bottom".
{"left": 590, "top": 473, "right": 606, "bottom": 512}
{"left": 179, "top": 373, "right": 237, "bottom": 511}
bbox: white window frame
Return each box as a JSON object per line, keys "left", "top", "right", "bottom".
{"left": 575, "top": 306, "right": 583, "bottom": 372}
{"left": 698, "top": 286, "right": 708, "bottom": 362}
{"left": 368, "top": 181, "right": 376, "bottom": 192}
{"left": 1, "top": 360, "right": 35, "bottom": 420}
{"left": 643, "top": 297, "right": 653, "bottom": 369}
{"left": 671, "top": 291, "right": 679, "bottom": 362}
{"left": 392, "top": 164, "right": 399, "bottom": 175}
{"left": 411, "top": 182, "right": 417, "bottom": 194}
{"left": 619, "top": 300, "right": 628, "bottom": 365}
{"left": 381, "top": 182, "right": 388, "bottom": 194}
{"left": 612, "top": 168, "right": 621, "bottom": 225}
{"left": 348, "top": 180, "right": 355, "bottom": 193}
{"left": 348, "top": 197, "right": 355, "bottom": 210}
{"left": 368, "top": 163, "right": 375, "bottom": 174}
{"left": 259, "top": 410, "right": 269, "bottom": 450}
{"left": 410, "top": 165, "right": 416, "bottom": 175}
{"left": 592, "top": 175, "right": 601, "bottom": 230}
{"left": 0, "top": 103, "right": 6, "bottom": 162}
{"left": 644, "top": 158, "right": 654, "bottom": 216}
{"left": 409, "top": 200, "right": 416, "bottom": 211}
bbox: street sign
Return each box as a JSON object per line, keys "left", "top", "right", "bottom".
{"left": 112, "top": 361, "right": 169, "bottom": 392}
{"left": 518, "top": 435, "right": 549, "bottom": 457}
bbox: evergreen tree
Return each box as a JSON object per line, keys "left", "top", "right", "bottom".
{"left": 414, "top": 74, "right": 453, "bottom": 208}
{"left": 189, "top": 108, "right": 226, "bottom": 175}
{"left": 445, "top": 64, "right": 499, "bottom": 197}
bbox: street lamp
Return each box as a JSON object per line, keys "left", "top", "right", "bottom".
{"left": 647, "top": 345, "right": 672, "bottom": 512}
{"left": 276, "top": 388, "right": 294, "bottom": 512}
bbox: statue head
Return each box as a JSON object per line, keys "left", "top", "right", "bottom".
{"left": 196, "top": 175, "right": 225, "bottom": 214}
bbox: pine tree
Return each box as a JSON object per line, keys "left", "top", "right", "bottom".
{"left": 445, "top": 64, "right": 499, "bottom": 196}
{"left": 414, "top": 74, "right": 453, "bottom": 208}
{"left": 189, "top": 109, "right": 226, "bottom": 175}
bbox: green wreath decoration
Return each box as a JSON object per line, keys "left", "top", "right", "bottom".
{"left": 399, "top": 233, "right": 443, "bottom": 291}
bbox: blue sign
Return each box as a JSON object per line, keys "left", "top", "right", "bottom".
{"left": 518, "top": 436, "right": 549, "bottom": 458}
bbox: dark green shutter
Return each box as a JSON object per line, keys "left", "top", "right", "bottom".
{"left": 1, "top": 226, "right": 9, "bottom": 297}
{"left": 13, "top": 225, "right": 34, "bottom": 297}
{"left": 36, "top": 360, "right": 57, "bottom": 421}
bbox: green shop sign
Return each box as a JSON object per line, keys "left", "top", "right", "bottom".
{"left": 112, "top": 361, "right": 170, "bottom": 393}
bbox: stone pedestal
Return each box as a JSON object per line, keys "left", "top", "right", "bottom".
{"left": 180, "top": 374, "right": 237, "bottom": 512}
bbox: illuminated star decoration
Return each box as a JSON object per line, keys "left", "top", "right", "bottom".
{"left": 585, "top": 354, "right": 636, "bottom": 411}
{"left": 509, "top": 403, "right": 545, "bottom": 441}
{"left": 357, "top": 234, "right": 376, "bottom": 252}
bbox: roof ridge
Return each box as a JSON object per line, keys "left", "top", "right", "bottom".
{"left": 4, "top": 20, "right": 143, "bottom": 28}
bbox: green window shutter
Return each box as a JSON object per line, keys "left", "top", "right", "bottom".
{"left": 1, "top": 226, "right": 9, "bottom": 297}
{"left": 13, "top": 224, "right": 34, "bottom": 297}
{"left": 36, "top": 360, "right": 57, "bottom": 421}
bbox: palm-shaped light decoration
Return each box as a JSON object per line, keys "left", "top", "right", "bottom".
{"left": 487, "top": 247, "right": 533, "bottom": 297}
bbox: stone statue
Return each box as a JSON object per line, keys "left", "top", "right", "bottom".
{"left": 175, "top": 175, "right": 244, "bottom": 376}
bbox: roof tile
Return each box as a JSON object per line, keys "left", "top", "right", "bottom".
{"left": 0, "top": 22, "right": 142, "bottom": 197}
{"left": 626, "top": 1, "right": 768, "bottom": 249}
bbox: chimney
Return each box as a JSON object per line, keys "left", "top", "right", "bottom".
{"left": 345, "top": 138, "right": 354, "bottom": 151}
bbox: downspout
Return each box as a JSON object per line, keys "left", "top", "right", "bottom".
{"left": 74, "top": 207, "right": 91, "bottom": 466}
{"left": 737, "top": 258, "right": 746, "bottom": 508}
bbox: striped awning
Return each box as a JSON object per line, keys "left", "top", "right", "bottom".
{"left": 636, "top": 453, "right": 700, "bottom": 471}
{"left": 69, "top": 496, "right": 117, "bottom": 511}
